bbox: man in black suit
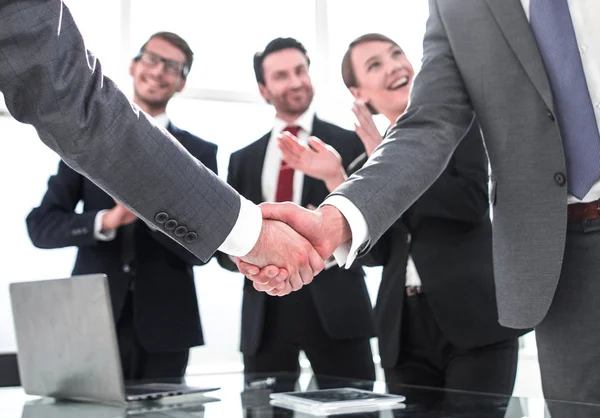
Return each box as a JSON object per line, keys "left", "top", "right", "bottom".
{"left": 220, "top": 38, "right": 375, "bottom": 385}
{"left": 26, "top": 32, "right": 217, "bottom": 381}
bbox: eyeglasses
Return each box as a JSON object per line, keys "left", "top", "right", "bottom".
{"left": 134, "top": 50, "right": 190, "bottom": 78}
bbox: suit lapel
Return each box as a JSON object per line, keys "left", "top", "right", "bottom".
{"left": 166, "top": 122, "right": 184, "bottom": 146}
{"left": 166, "top": 121, "right": 180, "bottom": 138}
{"left": 484, "top": 0, "right": 554, "bottom": 111}
{"left": 253, "top": 133, "right": 270, "bottom": 204}
{"left": 166, "top": 121, "right": 176, "bottom": 134}
{"left": 300, "top": 117, "right": 326, "bottom": 206}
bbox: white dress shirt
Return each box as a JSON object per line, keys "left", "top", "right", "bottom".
{"left": 262, "top": 109, "right": 314, "bottom": 204}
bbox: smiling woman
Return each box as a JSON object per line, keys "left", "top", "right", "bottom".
{"left": 341, "top": 33, "right": 414, "bottom": 124}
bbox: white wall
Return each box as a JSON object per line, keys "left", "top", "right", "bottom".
{"left": 0, "top": 0, "right": 429, "bottom": 370}
{"left": 0, "top": 118, "right": 78, "bottom": 350}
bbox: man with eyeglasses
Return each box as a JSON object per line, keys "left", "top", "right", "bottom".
{"left": 26, "top": 32, "right": 218, "bottom": 382}
{"left": 130, "top": 32, "right": 192, "bottom": 117}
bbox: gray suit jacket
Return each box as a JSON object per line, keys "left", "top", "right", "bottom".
{"left": 333, "top": 0, "right": 567, "bottom": 329}
{"left": 0, "top": 0, "right": 238, "bottom": 262}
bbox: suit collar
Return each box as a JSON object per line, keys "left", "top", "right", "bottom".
{"left": 302, "top": 116, "right": 328, "bottom": 206}
{"left": 484, "top": 0, "right": 554, "bottom": 111}
{"left": 166, "top": 121, "right": 178, "bottom": 135}
{"left": 247, "top": 132, "right": 270, "bottom": 205}
{"left": 311, "top": 116, "right": 328, "bottom": 138}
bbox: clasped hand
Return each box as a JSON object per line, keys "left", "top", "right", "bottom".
{"left": 237, "top": 203, "right": 351, "bottom": 297}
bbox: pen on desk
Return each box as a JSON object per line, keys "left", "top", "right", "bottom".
{"left": 247, "top": 377, "right": 277, "bottom": 389}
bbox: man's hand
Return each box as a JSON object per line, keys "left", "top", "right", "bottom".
{"left": 352, "top": 100, "right": 383, "bottom": 156}
{"left": 238, "top": 204, "right": 352, "bottom": 295}
{"left": 235, "top": 259, "right": 290, "bottom": 296}
{"left": 260, "top": 203, "right": 352, "bottom": 262}
{"left": 278, "top": 132, "right": 347, "bottom": 191}
{"left": 240, "top": 219, "right": 324, "bottom": 296}
{"left": 101, "top": 201, "right": 138, "bottom": 231}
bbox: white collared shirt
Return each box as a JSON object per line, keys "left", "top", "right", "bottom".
{"left": 153, "top": 112, "right": 170, "bottom": 129}
{"left": 327, "top": 0, "right": 600, "bottom": 269}
{"left": 262, "top": 108, "right": 315, "bottom": 204}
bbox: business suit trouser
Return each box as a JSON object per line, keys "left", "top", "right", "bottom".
{"left": 384, "top": 292, "right": 518, "bottom": 404}
{"left": 536, "top": 219, "right": 600, "bottom": 405}
{"left": 116, "top": 290, "right": 189, "bottom": 382}
{"left": 243, "top": 287, "right": 375, "bottom": 389}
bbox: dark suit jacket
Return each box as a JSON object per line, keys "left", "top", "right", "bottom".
{"left": 355, "top": 123, "right": 529, "bottom": 369}
{"left": 220, "top": 117, "right": 375, "bottom": 356}
{"left": 26, "top": 123, "right": 217, "bottom": 353}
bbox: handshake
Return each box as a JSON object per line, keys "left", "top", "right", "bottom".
{"left": 235, "top": 203, "right": 352, "bottom": 297}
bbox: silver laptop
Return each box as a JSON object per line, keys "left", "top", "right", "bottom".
{"left": 21, "top": 396, "right": 217, "bottom": 417}
{"left": 9, "top": 274, "right": 218, "bottom": 404}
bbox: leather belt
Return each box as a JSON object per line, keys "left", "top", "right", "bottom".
{"left": 567, "top": 199, "right": 600, "bottom": 223}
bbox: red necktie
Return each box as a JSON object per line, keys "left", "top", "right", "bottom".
{"left": 275, "top": 125, "right": 300, "bottom": 202}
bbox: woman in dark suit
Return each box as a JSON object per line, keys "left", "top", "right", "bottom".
{"left": 275, "top": 33, "right": 527, "bottom": 399}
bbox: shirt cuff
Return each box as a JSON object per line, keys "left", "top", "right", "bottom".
{"left": 321, "top": 195, "right": 369, "bottom": 269}
{"left": 217, "top": 196, "right": 262, "bottom": 257}
{"left": 323, "top": 256, "right": 338, "bottom": 270}
{"left": 94, "top": 210, "right": 117, "bottom": 241}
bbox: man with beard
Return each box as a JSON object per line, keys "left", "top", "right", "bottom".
{"left": 26, "top": 32, "right": 217, "bottom": 382}
{"left": 219, "top": 37, "right": 375, "bottom": 385}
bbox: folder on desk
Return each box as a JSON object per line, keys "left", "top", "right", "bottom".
{"left": 269, "top": 387, "right": 406, "bottom": 416}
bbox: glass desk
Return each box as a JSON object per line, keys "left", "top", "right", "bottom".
{"left": 1, "top": 372, "right": 598, "bottom": 417}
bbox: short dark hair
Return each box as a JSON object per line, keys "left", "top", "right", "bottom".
{"left": 136, "top": 32, "right": 194, "bottom": 78}
{"left": 341, "top": 33, "right": 401, "bottom": 114}
{"left": 253, "top": 37, "right": 310, "bottom": 85}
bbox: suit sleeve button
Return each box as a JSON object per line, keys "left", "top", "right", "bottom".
{"left": 184, "top": 232, "right": 198, "bottom": 243}
{"left": 174, "top": 226, "right": 188, "bottom": 237}
{"left": 155, "top": 212, "right": 169, "bottom": 223}
{"left": 164, "top": 219, "right": 178, "bottom": 230}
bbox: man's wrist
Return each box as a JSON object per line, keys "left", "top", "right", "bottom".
{"left": 218, "top": 196, "right": 262, "bottom": 257}
{"left": 319, "top": 204, "right": 352, "bottom": 255}
{"left": 320, "top": 195, "right": 370, "bottom": 268}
